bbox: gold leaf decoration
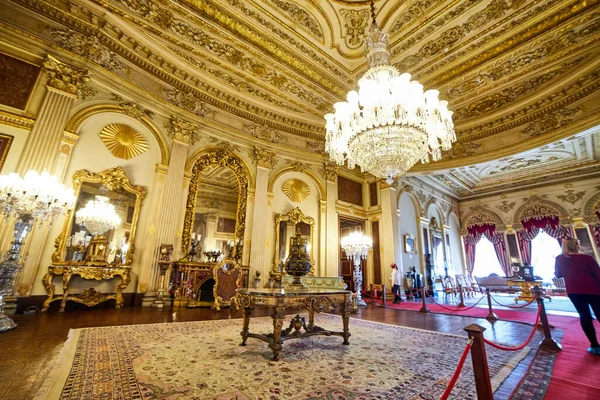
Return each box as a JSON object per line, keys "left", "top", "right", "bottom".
{"left": 282, "top": 179, "right": 310, "bottom": 203}
{"left": 98, "top": 123, "right": 148, "bottom": 160}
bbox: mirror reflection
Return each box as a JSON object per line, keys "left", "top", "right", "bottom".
{"left": 273, "top": 207, "right": 314, "bottom": 273}
{"left": 52, "top": 167, "right": 145, "bottom": 266}
{"left": 191, "top": 165, "right": 240, "bottom": 262}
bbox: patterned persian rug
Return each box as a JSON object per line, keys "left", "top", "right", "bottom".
{"left": 36, "top": 315, "right": 530, "bottom": 400}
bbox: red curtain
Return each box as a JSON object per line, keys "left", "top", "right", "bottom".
{"left": 464, "top": 224, "right": 509, "bottom": 276}
{"left": 593, "top": 211, "right": 600, "bottom": 248}
{"left": 519, "top": 215, "right": 572, "bottom": 263}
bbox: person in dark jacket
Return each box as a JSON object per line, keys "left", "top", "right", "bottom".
{"left": 554, "top": 237, "right": 600, "bottom": 355}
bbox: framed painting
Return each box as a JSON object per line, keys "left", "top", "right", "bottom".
{"left": 0, "top": 133, "right": 13, "bottom": 171}
{"left": 404, "top": 234, "right": 416, "bottom": 254}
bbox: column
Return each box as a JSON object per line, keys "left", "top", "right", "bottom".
{"left": 323, "top": 163, "right": 339, "bottom": 277}
{"left": 11, "top": 56, "right": 88, "bottom": 298}
{"left": 142, "top": 117, "right": 194, "bottom": 305}
{"left": 248, "top": 147, "right": 277, "bottom": 280}
{"left": 380, "top": 182, "right": 402, "bottom": 273}
{"left": 203, "top": 213, "right": 218, "bottom": 251}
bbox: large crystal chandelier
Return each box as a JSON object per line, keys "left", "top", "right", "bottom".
{"left": 340, "top": 232, "right": 372, "bottom": 307}
{"left": 325, "top": 0, "right": 456, "bottom": 184}
{"left": 0, "top": 170, "right": 75, "bottom": 332}
{"left": 0, "top": 170, "right": 75, "bottom": 224}
{"left": 75, "top": 195, "right": 121, "bottom": 236}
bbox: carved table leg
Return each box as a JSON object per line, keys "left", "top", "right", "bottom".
{"left": 269, "top": 306, "right": 285, "bottom": 361}
{"left": 240, "top": 307, "right": 252, "bottom": 346}
{"left": 341, "top": 301, "right": 351, "bottom": 345}
{"left": 307, "top": 308, "right": 315, "bottom": 331}
{"left": 59, "top": 273, "right": 72, "bottom": 313}
{"left": 41, "top": 272, "right": 56, "bottom": 312}
{"left": 115, "top": 271, "right": 130, "bottom": 309}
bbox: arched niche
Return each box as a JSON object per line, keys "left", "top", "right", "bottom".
{"left": 461, "top": 207, "right": 505, "bottom": 236}
{"left": 181, "top": 147, "right": 252, "bottom": 255}
{"left": 583, "top": 192, "right": 600, "bottom": 224}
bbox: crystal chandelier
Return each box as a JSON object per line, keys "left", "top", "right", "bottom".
{"left": 75, "top": 195, "right": 121, "bottom": 236}
{"left": 325, "top": 0, "right": 456, "bottom": 184}
{"left": 340, "top": 232, "right": 372, "bottom": 307}
{"left": 0, "top": 170, "right": 75, "bottom": 224}
{"left": 0, "top": 170, "right": 75, "bottom": 332}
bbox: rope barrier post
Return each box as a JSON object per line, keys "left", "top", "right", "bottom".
{"left": 485, "top": 289, "right": 498, "bottom": 321}
{"left": 382, "top": 284, "right": 387, "bottom": 307}
{"left": 458, "top": 284, "right": 465, "bottom": 307}
{"left": 369, "top": 283, "right": 373, "bottom": 300}
{"left": 464, "top": 324, "right": 494, "bottom": 400}
{"left": 533, "top": 286, "right": 562, "bottom": 351}
{"left": 419, "top": 286, "right": 429, "bottom": 313}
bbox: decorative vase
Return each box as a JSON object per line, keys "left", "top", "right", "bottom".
{"left": 284, "top": 229, "right": 311, "bottom": 287}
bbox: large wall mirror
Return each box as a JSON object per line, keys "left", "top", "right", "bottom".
{"left": 273, "top": 207, "right": 314, "bottom": 273}
{"left": 182, "top": 148, "right": 248, "bottom": 261}
{"left": 429, "top": 217, "right": 446, "bottom": 277}
{"left": 52, "top": 167, "right": 146, "bottom": 266}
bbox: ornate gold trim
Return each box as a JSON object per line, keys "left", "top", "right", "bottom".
{"left": 267, "top": 166, "right": 326, "bottom": 201}
{"left": 181, "top": 148, "right": 250, "bottom": 255}
{"left": 513, "top": 196, "right": 571, "bottom": 229}
{"left": 52, "top": 167, "right": 146, "bottom": 265}
{"left": 582, "top": 191, "right": 600, "bottom": 224}
{"left": 460, "top": 206, "right": 505, "bottom": 235}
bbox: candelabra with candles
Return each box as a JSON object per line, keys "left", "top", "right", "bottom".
{"left": 66, "top": 231, "right": 91, "bottom": 262}
{"left": 0, "top": 170, "right": 75, "bottom": 331}
{"left": 188, "top": 233, "right": 201, "bottom": 261}
{"left": 340, "top": 232, "right": 372, "bottom": 307}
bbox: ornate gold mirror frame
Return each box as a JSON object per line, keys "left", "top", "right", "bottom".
{"left": 181, "top": 149, "right": 249, "bottom": 257}
{"left": 273, "top": 207, "right": 315, "bottom": 274}
{"left": 52, "top": 167, "right": 146, "bottom": 265}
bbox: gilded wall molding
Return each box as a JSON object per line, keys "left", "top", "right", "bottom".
{"left": 582, "top": 191, "right": 600, "bottom": 224}
{"left": 268, "top": 166, "right": 326, "bottom": 201}
{"left": 320, "top": 162, "right": 339, "bottom": 182}
{"left": 249, "top": 146, "right": 278, "bottom": 169}
{"left": 461, "top": 206, "right": 505, "bottom": 235}
{"left": 268, "top": 0, "right": 323, "bottom": 40}
{"left": 0, "top": 110, "right": 34, "bottom": 130}
{"left": 98, "top": 123, "right": 149, "bottom": 160}
{"left": 164, "top": 116, "right": 198, "bottom": 145}
{"left": 281, "top": 178, "right": 311, "bottom": 203}
{"left": 339, "top": 9, "right": 369, "bottom": 49}
{"left": 243, "top": 124, "right": 286, "bottom": 144}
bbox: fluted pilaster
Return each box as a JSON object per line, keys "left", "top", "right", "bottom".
{"left": 249, "top": 166, "right": 270, "bottom": 278}
{"left": 380, "top": 184, "right": 401, "bottom": 274}
{"left": 325, "top": 180, "right": 339, "bottom": 276}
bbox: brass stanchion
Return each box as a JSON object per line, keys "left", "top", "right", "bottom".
{"left": 464, "top": 324, "right": 494, "bottom": 400}
{"left": 533, "top": 286, "right": 562, "bottom": 351}
{"left": 485, "top": 289, "right": 498, "bottom": 321}
{"left": 419, "top": 286, "right": 429, "bottom": 313}
{"left": 458, "top": 284, "right": 465, "bottom": 307}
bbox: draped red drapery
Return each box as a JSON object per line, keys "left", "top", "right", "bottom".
{"left": 518, "top": 215, "right": 573, "bottom": 264}
{"left": 464, "top": 224, "right": 510, "bottom": 277}
{"left": 592, "top": 211, "right": 600, "bottom": 249}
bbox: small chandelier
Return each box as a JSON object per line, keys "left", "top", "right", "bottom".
{"left": 325, "top": 0, "right": 456, "bottom": 184}
{"left": 75, "top": 195, "right": 121, "bottom": 236}
{"left": 340, "top": 232, "right": 372, "bottom": 261}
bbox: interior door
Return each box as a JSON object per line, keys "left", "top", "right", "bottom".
{"left": 339, "top": 217, "right": 366, "bottom": 292}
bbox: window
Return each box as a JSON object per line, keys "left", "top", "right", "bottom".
{"left": 473, "top": 237, "right": 504, "bottom": 277}
{"left": 530, "top": 230, "right": 562, "bottom": 283}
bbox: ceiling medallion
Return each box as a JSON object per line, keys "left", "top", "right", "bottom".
{"left": 324, "top": 0, "right": 456, "bottom": 184}
{"left": 282, "top": 179, "right": 311, "bottom": 203}
{"left": 98, "top": 123, "right": 148, "bottom": 160}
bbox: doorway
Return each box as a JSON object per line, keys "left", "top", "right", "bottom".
{"left": 339, "top": 217, "right": 366, "bottom": 292}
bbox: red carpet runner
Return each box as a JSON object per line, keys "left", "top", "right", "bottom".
{"left": 374, "top": 299, "right": 600, "bottom": 399}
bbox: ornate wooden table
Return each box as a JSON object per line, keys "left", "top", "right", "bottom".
{"left": 507, "top": 279, "right": 544, "bottom": 302}
{"left": 41, "top": 265, "right": 131, "bottom": 312}
{"left": 234, "top": 288, "right": 353, "bottom": 360}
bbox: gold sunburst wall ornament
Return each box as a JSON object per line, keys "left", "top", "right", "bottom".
{"left": 98, "top": 123, "right": 148, "bottom": 160}
{"left": 282, "top": 179, "right": 310, "bottom": 203}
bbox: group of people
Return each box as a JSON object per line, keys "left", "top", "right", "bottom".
{"left": 387, "top": 236, "right": 600, "bottom": 355}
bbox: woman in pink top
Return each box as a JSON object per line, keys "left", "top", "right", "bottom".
{"left": 554, "top": 237, "right": 600, "bottom": 355}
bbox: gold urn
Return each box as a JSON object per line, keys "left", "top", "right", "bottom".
{"left": 284, "top": 229, "right": 311, "bottom": 287}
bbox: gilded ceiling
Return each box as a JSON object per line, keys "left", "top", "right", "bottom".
{"left": 0, "top": 0, "right": 599, "bottom": 198}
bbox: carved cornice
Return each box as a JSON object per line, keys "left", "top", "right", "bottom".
{"left": 43, "top": 55, "right": 89, "bottom": 95}
{"left": 269, "top": 1, "right": 323, "bottom": 40}
{"left": 250, "top": 146, "right": 278, "bottom": 169}
{"left": 243, "top": 124, "right": 286, "bottom": 144}
{"left": 0, "top": 110, "right": 34, "bottom": 130}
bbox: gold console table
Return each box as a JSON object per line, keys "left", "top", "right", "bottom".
{"left": 234, "top": 288, "right": 352, "bottom": 361}
{"left": 41, "top": 265, "right": 131, "bottom": 312}
{"left": 507, "top": 279, "right": 544, "bottom": 303}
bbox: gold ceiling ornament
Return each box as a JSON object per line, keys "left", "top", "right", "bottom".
{"left": 325, "top": 0, "right": 455, "bottom": 184}
{"left": 98, "top": 123, "right": 148, "bottom": 160}
{"left": 282, "top": 179, "right": 311, "bottom": 203}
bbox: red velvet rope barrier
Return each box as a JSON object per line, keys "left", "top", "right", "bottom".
{"left": 424, "top": 289, "right": 487, "bottom": 311}
{"left": 489, "top": 293, "right": 536, "bottom": 308}
{"left": 440, "top": 339, "right": 473, "bottom": 400}
{"left": 483, "top": 306, "right": 541, "bottom": 351}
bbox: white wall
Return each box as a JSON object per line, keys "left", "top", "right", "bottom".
{"left": 447, "top": 212, "right": 465, "bottom": 275}
{"left": 0, "top": 125, "right": 29, "bottom": 174}
{"left": 398, "top": 192, "right": 419, "bottom": 276}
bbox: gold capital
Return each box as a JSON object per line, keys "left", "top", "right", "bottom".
{"left": 43, "top": 55, "right": 89, "bottom": 95}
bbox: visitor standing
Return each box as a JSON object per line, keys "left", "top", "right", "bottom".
{"left": 554, "top": 237, "right": 600, "bottom": 355}
{"left": 390, "top": 264, "right": 401, "bottom": 304}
